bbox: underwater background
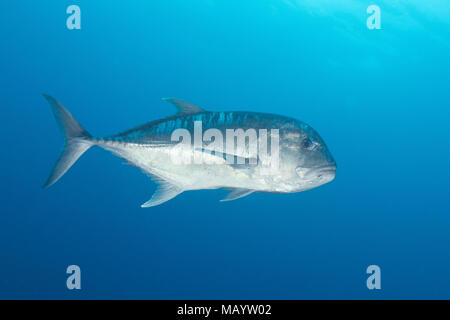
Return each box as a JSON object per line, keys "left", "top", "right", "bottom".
{"left": 0, "top": 0, "right": 449, "bottom": 299}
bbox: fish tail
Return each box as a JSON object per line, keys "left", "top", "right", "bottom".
{"left": 42, "top": 94, "right": 94, "bottom": 188}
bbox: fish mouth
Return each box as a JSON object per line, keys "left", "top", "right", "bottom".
{"left": 304, "top": 164, "right": 337, "bottom": 179}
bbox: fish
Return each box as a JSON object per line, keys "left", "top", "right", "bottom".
{"left": 43, "top": 95, "right": 336, "bottom": 207}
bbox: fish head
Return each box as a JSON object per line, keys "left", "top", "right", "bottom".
{"left": 281, "top": 122, "right": 336, "bottom": 190}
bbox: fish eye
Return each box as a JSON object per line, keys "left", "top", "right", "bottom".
{"left": 301, "top": 137, "right": 313, "bottom": 149}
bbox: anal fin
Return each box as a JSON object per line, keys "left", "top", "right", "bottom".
{"left": 141, "top": 180, "right": 183, "bottom": 208}
{"left": 220, "top": 188, "right": 255, "bottom": 202}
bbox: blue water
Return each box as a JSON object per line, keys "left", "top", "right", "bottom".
{"left": 1, "top": 1, "right": 449, "bottom": 299}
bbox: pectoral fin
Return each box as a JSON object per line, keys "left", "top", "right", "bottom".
{"left": 195, "top": 147, "right": 258, "bottom": 169}
{"left": 220, "top": 188, "right": 255, "bottom": 202}
{"left": 141, "top": 180, "right": 183, "bottom": 208}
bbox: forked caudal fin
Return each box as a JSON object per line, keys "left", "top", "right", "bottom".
{"left": 42, "top": 94, "right": 93, "bottom": 188}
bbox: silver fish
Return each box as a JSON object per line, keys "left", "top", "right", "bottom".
{"left": 43, "top": 95, "right": 336, "bottom": 207}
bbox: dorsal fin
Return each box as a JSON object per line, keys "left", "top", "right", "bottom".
{"left": 162, "top": 98, "right": 205, "bottom": 115}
